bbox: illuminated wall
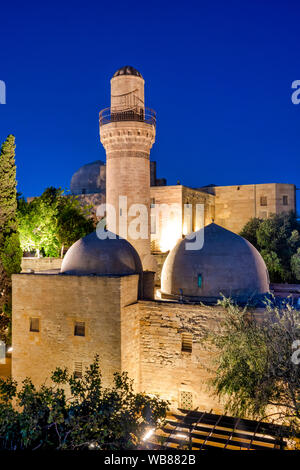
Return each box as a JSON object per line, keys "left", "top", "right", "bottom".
{"left": 150, "top": 185, "right": 214, "bottom": 253}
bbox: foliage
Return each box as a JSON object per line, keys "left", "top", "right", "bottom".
{"left": 291, "top": 248, "right": 300, "bottom": 281}
{"left": 204, "top": 298, "right": 300, "bottom": 443}
{"left": 240, "top": 212, "right": 300, "bottom": 283}
{"left": 0, "top": 135, "right": 22, "bottom": 342}
{"left": 0, "top": 356, "right": 168, "bottom": 450}
{"left": 18, "top": 187, "right": 94, "bottom": 257}
{"left": 239, "top": 217, "right": 262, "bottom": 247}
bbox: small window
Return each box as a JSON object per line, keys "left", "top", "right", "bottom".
{"left": 181, "top": 332, "right": 192, "bottom": 353}
{"left": 151, "top": 197, "right": 155, "bottom": 206}
{"left": 30, "top": 317, "right": 40, "bottom": 332}
{"left": 260, "top": 196, "right": 267, "bottom": 206}
{"left": 283, "top": 195, "right": 288, "bottom": 206}
{"left": 197, "top": 273, "right": 202, "bottom": 288}
{"left": 74, "top": 321, "right": 85, "bottom": 337}
{"left": 259, "top": 211, "right": 268, "bottom": 219}
{"left": 82, "top": 188, "right": 86, "bottom": 194}
{"left": 180, "top": 391, "right": 193, "bottom": 410}
{"left": 74, "top": 362, "right": 83, "bottom": 379}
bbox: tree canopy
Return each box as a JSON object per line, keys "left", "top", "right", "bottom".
{"left": 0, "top": 135, "right": 22, "bottom": 342}
{"left": 18, "top": 187, "right": 94, "bottom": 257}
{"left": 204, "top": 298, "right": 300, "bottom": 445}
{"left": 240, "top": 212, "right": 300, "bottom": 283}
{"left": 0, "top": 356, "right": 168, "bottom": 450}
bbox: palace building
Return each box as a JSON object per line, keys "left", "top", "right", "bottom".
{"left": 9, "top": 66, "right": 294, "bottom": 412}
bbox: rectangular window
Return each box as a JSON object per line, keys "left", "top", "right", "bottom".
{"left": 260, "top": 196, "right": 267, "bottom": 206}
{"left": 198, "top": 273, "right": 202, "bottom": 288}
{"left": 180, "top": 391, "right": 193, "bottom": 410}
{"left": 74, "top": 321, "right": 85, "bottom": 337}
{"left": 283, "top": 195, "right": 288, "bottom": 206}
{"left": 74, "top": 362, "right": 83, "bottom": 379}
{"left": 181, "top": 332, "right": 192, "bottom": 353}
{"left": 30, "top": 317, "right": 40, "bottom": 332}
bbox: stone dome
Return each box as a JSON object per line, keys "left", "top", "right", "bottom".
{"left": 161, "top": 223, "right": 269, "bottom": 303}
{"left": 70, "top": 160, "right": 105, "bottom": 195}
{"left": 61, "top": 231, "right": 143, "bottom": 276}
{"left": 112, "top": 66, "right": 143, "bottom": 79}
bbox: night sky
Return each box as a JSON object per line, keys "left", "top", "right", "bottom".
{"left": 0, "top": 0, "right": 299, "bottom": 209}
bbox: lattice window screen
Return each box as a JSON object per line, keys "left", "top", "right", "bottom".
{"left": 180, "top": 391, "right": 193, "bottom": 410}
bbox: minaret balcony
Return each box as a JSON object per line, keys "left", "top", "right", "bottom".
{"left": 99, "top": 106, "right": 156, "bottom": 128}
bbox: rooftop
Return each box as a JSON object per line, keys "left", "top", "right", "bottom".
{"left": 112, "top": 66, "right": 143, "bottom": 79}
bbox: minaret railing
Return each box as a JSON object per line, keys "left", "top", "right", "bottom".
{"left": 99, "top": 106, "right": 156, "bottom": 127}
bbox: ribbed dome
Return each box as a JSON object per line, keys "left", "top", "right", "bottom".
{"left": 61, "top": 231, "right": 143, "bottom": 276}
{"left": 70, "top": 160, "right": 105, "bottom": 195}
{"left": 161, "top": 223, "right": 269, "bottom": 303}
{"left": 112, "top": 66, "right": 143, "bottom": 78}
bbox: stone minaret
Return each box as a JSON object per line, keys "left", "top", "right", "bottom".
{"left": 100, "top": 66, "right": 156, "bottom": 271}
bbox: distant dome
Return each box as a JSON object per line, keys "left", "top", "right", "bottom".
{"left": 61, "top": 231, "right": 143, "bottom": 276}
{"left": 112, "top": 66, "right": 143, "bottom": 79}
{"left": 70, "top": 160, "right": 105, "bottom": 195}
{"left": 161, "top": 223, "right": 269, "bottom": 303}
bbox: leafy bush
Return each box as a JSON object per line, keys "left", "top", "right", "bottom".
{"left": 0, "top": 357, "right": 168, "bottom": 450}
{"left": 204, "top": 298, "right": 300, "bottom": 444}
{"left": 240, "top": 212, "right": 300, "bottom": 283}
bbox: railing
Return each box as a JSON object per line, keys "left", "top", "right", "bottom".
{"left": 99, "top": 106, "right": 156, "bottom": 127}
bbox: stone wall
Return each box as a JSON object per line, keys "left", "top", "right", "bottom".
{"left": 153, "top": 252, "right": 168, "bottom": 286}
{"left": 12, "top": 273, "right": 139, "bottom": 389}
{"left": 149, "top": 185, "right": 214, "bottom": 253}
{"left": 121, "top": 302, "right": 140, "bottom": 390}
{"left": 11, "top": 271, "right": 269, "bottom": 415}
{"left": 150, "top": 185, "right": 183, "bottom": 253}
{"left": 21, "top": 257, "right": 62, "bottom": 273}
{"left": 124, "top": 300, "right": 265, "bottom": 414}
{"left": 182, "top": 186, "right": 215, "bottom": 228}
{"left": 61, "top": 183, "right": 296, "bottom": 258}
{"left": 0, "top": 356, "right": 11, "bottom": 379}
{"left": 123, "top": 300, "right": 227, "bottom": 413}
{"left": 209, "top": 183, "right": 295, "bottom": 234}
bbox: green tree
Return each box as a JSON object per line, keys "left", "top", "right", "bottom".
{"left": 204, "top": 298, "right": 300, "bottom": 444}
{"left": 239, "top": 217, "right": 262, "bottom": 248}
{"left": 0, "top": 135, "right": 22, "bottom": 342}
{"left": 260, "top": 249, "right": 283, "bottom": 281}
{"left": 0, "top": 357, "right": 168, "bottom": 450}
{"left": 18, "top": 187, "right": 94, "bottom": 257}
{"left": 291, "top": 248, "right": 300, "bottom": 280}
{"left": 240, "top": 212, "right": 300, "bottom": 283}
{"left": 56, "top": 197, "right": 95, "bottom": 258}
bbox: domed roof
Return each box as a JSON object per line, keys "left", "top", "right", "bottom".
{"left": 112, "top": 66, "right": 143, "bottom": 79}
{"left": 61, "top": 231, "right": 143, "bottom": 276}
{"left": 70, "top": 160, "right": 105, "bottom": 195}
{"left": 161, "top": 223, "right": 269, "bottom": 303}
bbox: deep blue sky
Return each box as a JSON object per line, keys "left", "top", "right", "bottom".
{"left": 0, "top": 0, "right": 299, "bottom": 208}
